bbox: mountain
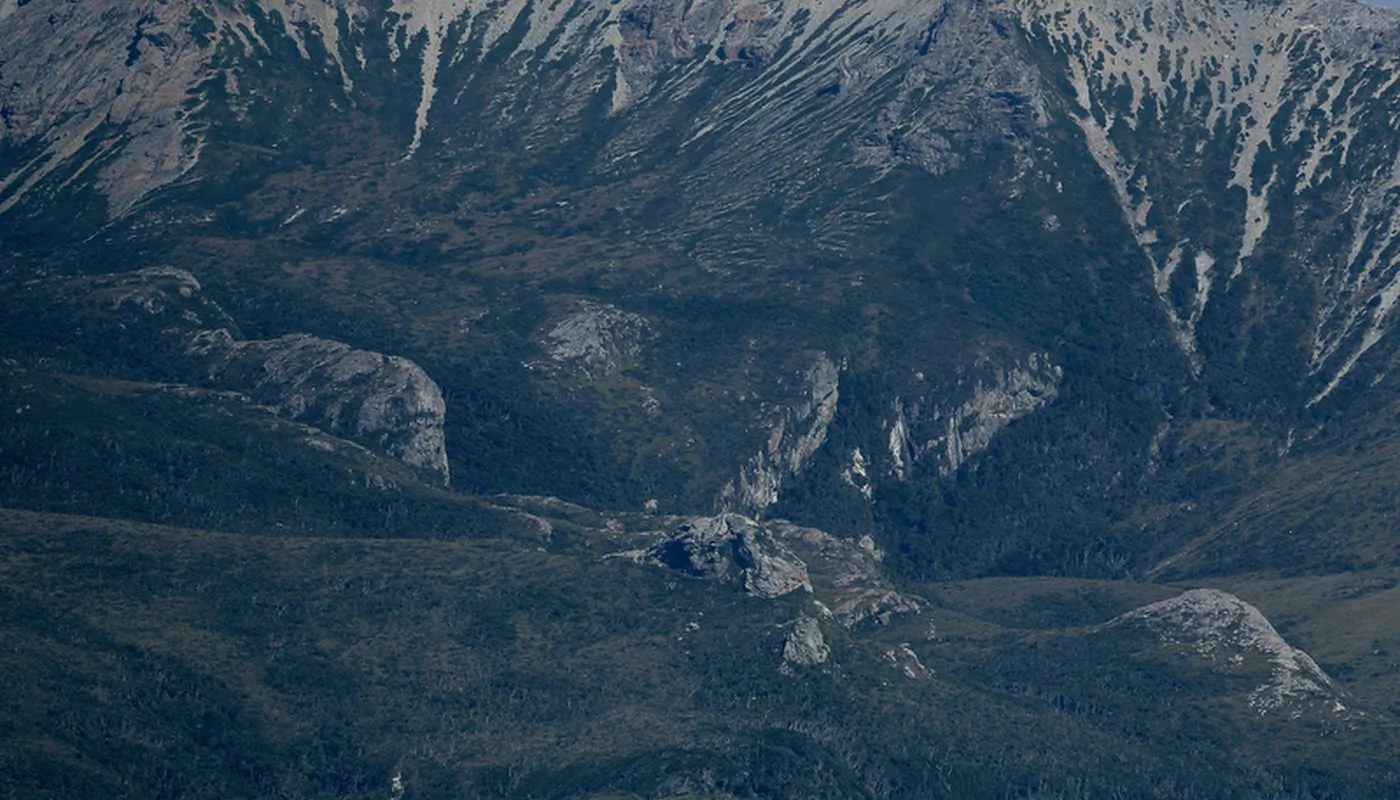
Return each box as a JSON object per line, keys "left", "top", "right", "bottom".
{"left": 4, "top": 0, "right": 1400, "bottom": 796}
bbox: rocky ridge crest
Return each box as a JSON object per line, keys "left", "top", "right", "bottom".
{"left": 190, "top": 330, "right": 450, "bottom": 485}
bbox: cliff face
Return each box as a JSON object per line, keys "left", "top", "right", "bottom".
{"left": 0, "top": 0, "right": 263, "bottom": 216}
{"left": 886, "top": 353, "right": 1062, "bottom": 481}
{"left": 719, "top": 353, "right": 841, "bottom": 515}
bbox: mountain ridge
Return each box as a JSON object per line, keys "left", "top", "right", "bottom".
{"left": 6, "top": 1, "right": 1400, "bottom": 792}
{"left": 8, "top": 0, "right": 1400, "bottom": 579}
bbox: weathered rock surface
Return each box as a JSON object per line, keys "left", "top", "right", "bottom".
{"left": 841, "top": 447, "right": 873, "bottom": 500}
{"left": 1114, "top": 589, "right": 1345, "bottom": 716}
{"left": 888, "top": 352, "right": 1062, "bottom": 481}
{"left": 0, "top": 0, "right": 211, "bottom": 215}
{"left": 882, "top": 642, "right": 932, "bottom": 680}
{"left": 782, "top": 615, "right": 830, "bottom": 667}
{"left": 190, "top": 331, "right": 450, "bottom": 486}
{"left": 771, "top": 524, "right": 922, "bottom": 628}
{"left": 637, "top": 513, "right": 920, "bottom": 626}
{"left": 0, "top": 0, "right": 1040, "bottom": 219}
{"left": 545, "top": 301, "right": 651, "bottom": 378}
{"left": 650, "top": 514, "right": 812, "bottom": 599}
{"left": 720, "top": 353, "right": 839, "bottom": 514}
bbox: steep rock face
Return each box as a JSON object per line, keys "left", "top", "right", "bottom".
{"left": 720, "top": 353, "right": 839, "bottom": 514}
{"left": 841, "top": 447, "right": 874, "bottom": 499}
{"left": 190, "top": 331, "right": 451, "bottom": 485}
{"left": 0, "top": 0, "right": 363, "bottom": 215}
{"left": 1114, "top": 588, "right": 1345, "bottom": 716}
{"left": 887, "top": 352, "right": 1062, "bottom": 481}
{"left": 0, "top": 1, "right": 205, "bottom": 215}
{"left": 782, "top": 615, "right": 831, "bottom": 667}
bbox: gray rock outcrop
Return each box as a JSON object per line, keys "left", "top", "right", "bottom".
{"left": 889, "top": 352, "right": 1062, "bottom": 480}
{"left": 0, "top": 0, "right": 212, "bottom": 216}
{"left": 1114, "top": 589, "right": 1346, "bottom": 717}
{"left": 8, "top": 266, "right": 451, "bottom": 486}
{"left": 771, "top": 525, "right": 922, "bottom": 629}
{"left": 190, "top": 331, "right": 450, "bottom": 486}
{"left": 720, "top": 352, "right": 840, "bottom": 515}
{"left": 638, "top": 513, "right": 920, "bottom": 627}
{"left": 782, "top": 615, "right": 830, "bottom": 667}
{"left": 651, "top": 514, "right": 812, "bottom": 599}
{"left": 545, "top": 301, "right": 651, "bottom": 378}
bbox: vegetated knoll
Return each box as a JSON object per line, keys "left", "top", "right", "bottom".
{"left": 1204, "top": 569, "right": 1400, "bottom": 718}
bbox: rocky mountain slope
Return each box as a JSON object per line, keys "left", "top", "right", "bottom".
{"left": 3, "top": 0, "right": 1396, "bottom": 560}
{"left": 1020, "top": 0, "right": 1400, "bottom": 403}
{"left": 5, "top": 0, "right": 1400, "bottom": 795}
